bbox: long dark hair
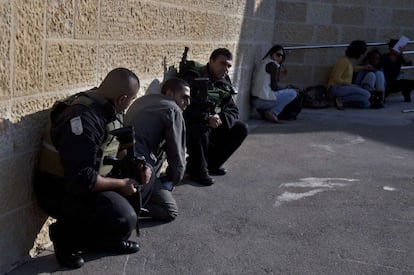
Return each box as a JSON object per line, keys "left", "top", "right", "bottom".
{"left": 262, "top": 44, "right": 286, "bottom": 63}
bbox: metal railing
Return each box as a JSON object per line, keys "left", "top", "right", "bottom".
{"left": 285, "top": 41, "right": 414, "bottom": 70}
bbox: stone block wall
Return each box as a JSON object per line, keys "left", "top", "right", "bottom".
{"left": 1, "top": 0, "right": 414, "bottom": 273}
{"left": 273, "top": 1, "right": 414, "bottom": 88}
{"left": 0, "top": 0, "right": 276, "bottom": 273}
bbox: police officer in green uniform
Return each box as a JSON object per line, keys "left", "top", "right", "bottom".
{"left": 182, "top": 48, "right": 248, "bottom": 186}
{"left": 34, "top": 68, "right": 152, "bottom": 269}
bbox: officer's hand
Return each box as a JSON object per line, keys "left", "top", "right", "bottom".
{"left": 208, "top": 114, "right": 222, "bottom": 128}
{"left": 118, "top": 178, "right": 138, "bottom": 196}
{"left": 138, "top": 164, "right": 152, "bottom": 185}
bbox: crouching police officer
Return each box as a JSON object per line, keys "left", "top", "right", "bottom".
{"left": 34, "top": 68, "right": 152, "bottom": 269}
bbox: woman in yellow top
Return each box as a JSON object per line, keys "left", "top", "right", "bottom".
{"left": 327, "top": 40, "right": 371, "bottom": 109}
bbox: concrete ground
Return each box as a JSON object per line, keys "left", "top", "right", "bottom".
{"left": 7, "top": 94, "right": 414, "bottom": 275}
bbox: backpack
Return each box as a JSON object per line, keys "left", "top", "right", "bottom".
{"left": 302, "top": 85, "right": 330, "bottom": 108}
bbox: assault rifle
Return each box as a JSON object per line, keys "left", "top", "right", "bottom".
{"left": 103, "top": 126, "right": 146, "bottom": 235}
{"left": 178, "top": 47, "right": 216, "bottom": 114}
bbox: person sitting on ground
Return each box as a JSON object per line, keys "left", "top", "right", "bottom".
{"left": 353, "top": 48, "right": 385, "bottom": 108}
{"left": 34, "top": 68, "right": 153, "bottom": 269}
{"left": 327, "top": 40, "right": 371, "bottom": 109}
{"left": 181, "top": 48, "right": 248, "bottom": 186}
{"left": 380, "top": 38, "right": 414, "bottom": 102}
{"left": 251, "top": 44, "right": 298, "bottom": 123}
{"left": 124, "top": 77, "right": 191, "bottom": 221}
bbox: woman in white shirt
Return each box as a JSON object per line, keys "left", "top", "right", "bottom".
{"left": 251, "top": 45, "right": 297, "bottom": 123}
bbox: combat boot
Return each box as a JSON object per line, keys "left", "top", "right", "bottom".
{"left": 49, "top": 223, "right": 84, "bottom": 269}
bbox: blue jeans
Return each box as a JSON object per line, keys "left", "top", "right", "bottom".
{"left": 354, "top": 70, "right": 385, "bottom": 92}
{"left": 330, "top": 85, "right": 371, "bottom": 108}
{"left": 252, "top": 88, "right": 297, "bottom": 115}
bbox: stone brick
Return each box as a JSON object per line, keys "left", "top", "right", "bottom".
{"left": 124, "top": 0, "right": 159, "bottom": 40}
{"left": 45, "top": 41, "right": 97, "bottom": 92}
{"left": 99, "top": 42, "right": 148, "bottom": 80}
{"left": 280, "top": 64, "right": 313, "bottom": 88}
{"left": 158, "top": 6, "right": 187, "bottom": 40}
{"left": 255, "top": 0, "right": 277, "bottom": 20}
{"left": 332, "top": 6, "right": 365, "bottom": 25}
{"left": 307, "top": 3, "right": 332, "bottom": 25}
{"left": 0, "top": 154, "right": 36, "bottom": 216}
{"left": 313, "top": 65, "right": 336, "bottom": 86}
{"left": 223, "top": 16, "right": 241, "bottom": 41}
{"left": 276, "top": 2, "right": 307, "bottom": 22}
{"left": 380, "top": 0, "right": 413, "bottom": 8}
{"left": 285, "top": 49, "right": 306, "bottom": 64}
{"left": 0, "top": 2, "right": 11, "bottom": 100}
{"left": 13, "top": 0, "right": 44, "bottom": 97}
{"left": 10, "top": 96, "right": 57, "bottom": 154}
{"left": 341, "top": 26, "right": 377, "bottom": 45}
{"left": 365, "top": 7, "right": 392, "bottom": 27}
{"left": 99, "top": 0, "right": 128, "bottom": 40}
{"left": 240, "top": 17, "right": 255, "bottom": 41}
{"left": 185, "top": 43, "right": 215, "bottom": 63}
{"left": 185, "top": 10, "right": 207, "bottom": 41}
{"left": 46, "top": 0, "right": 73, "bottom": 38}
{"left": 315, "top": 25, "right": 340, "bottom": 44}
{"left": 75, "top": 0, "right": 99, "bottom": 39}
{"left": 165, "top": 0, "right": 203, "bottom": 6}
{"left": 205, "top": 13, "right": 226, "bottom": 41}
{"left": 275, "top": 23, "right": 314, "bottom": 44}
{"left": 392, "top": 9, "right": 414, "bottom": 28}
{"left": 100, "top": 0, "right": 162, "bottom": 40}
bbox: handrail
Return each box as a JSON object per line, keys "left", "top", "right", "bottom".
{"left": 284, "top": 41, "right": 414, "bottom": 50}
{"left": 284, "top": 42, "right": 414, "bottom": 70}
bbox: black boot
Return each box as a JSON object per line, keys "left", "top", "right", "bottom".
{"left": 402, "top": 90, "right": 411, "bottom": 102}
{"left": 49, "top": 223, "right": 84, "bottom": 269}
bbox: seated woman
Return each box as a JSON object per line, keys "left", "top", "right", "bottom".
{"left": 251, "top": 44, "right": 297, "bottom": 123}
{"left": 327, "top": 40, "right": 371, "bottom": 109}
{"left": 353, "top": 48, "right": 385, "bottom": 107}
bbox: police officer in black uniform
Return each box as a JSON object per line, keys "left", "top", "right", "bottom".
{"left": 182, "top": 48, "right": 248, "bottom": 185}
{"left": 34, "top": 68, "right": 152, "bottom": 269}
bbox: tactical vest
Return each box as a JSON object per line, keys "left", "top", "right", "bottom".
{"left": 37, "top": 92, "right": 122, "bottom": 178}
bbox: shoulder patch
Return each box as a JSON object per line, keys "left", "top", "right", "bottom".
{"left": 70, "top": 116, "right": 83, "bottom": 135}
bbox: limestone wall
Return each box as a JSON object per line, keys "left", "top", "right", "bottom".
{"left": 1, "top": 0, "right": 414, "bottom": 273}
{"left": 273, "top": 0, "right": 414, "bottom": 88}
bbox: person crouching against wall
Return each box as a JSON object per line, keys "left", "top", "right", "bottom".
{"left": 251, "top": 44, "right": 297, "bottom": 123}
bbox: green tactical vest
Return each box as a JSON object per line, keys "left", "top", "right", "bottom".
{"left": 37, "top": 92, "right": 122, "bottom": 178}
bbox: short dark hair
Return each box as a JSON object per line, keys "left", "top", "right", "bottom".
{"left": 345, "top": 40, "right": 367, "bottom": 59}
{"left": 99, "top": 67, "right": 140, "bottom": 98}
{"left": 161, "top": 77, "right": 189, "bottom": 95}
{"left": 209, "top": 48, "right": 233, "bottom": 62}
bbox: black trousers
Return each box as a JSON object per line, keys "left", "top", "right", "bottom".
{"left": 385, "top": 79, "right": 414, "bottom": 101}
{"left": 186, "top": 120, "right": 248, "bottom": 177}
{"left": 34, "top": 173, "right": 137, "bottom": 249}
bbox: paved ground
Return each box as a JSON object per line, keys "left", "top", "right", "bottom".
{"left": 7, "top": 95, "right": 414, "bottom": 275}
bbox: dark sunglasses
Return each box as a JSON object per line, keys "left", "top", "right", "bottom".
{"left": 276, "top": 53, "right": 285, "bottom": 58}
